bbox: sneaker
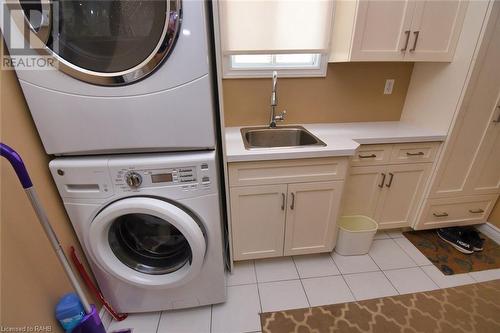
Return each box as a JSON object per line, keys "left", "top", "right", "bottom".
{"left": 462, "top": 228, "right": 485, "bottom": 251}
{"left": 437, "top": 228, "right": 474, "bottom": 254}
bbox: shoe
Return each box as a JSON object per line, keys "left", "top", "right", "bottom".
{"left": 462, "top": 228, "right": 485, "bottom": 251}
{"left": 437, "top": 228, "right": 474, "bottom": 254}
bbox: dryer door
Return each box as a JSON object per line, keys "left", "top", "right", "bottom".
{"left": 88, "top": 197, "right": 206, "bottom": 288}
{"left": 9, "top": 0, "right": 181, "bottom": 86}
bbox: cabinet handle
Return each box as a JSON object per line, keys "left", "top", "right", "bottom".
{"left": 281, "top": 193, "right": 285, "bottom": 211}
{"left": 406, "top": 151, "right": 425, "bottom": 156}
{"left": 401, "top": 30, "right": 411, "bottom": 51}
{"left": 378, "top": 173, "right": 386, "bottom": 188}
{"left": 359, "top": 153, "right": 377, "bottom": 159}
{"left": 410, "top": 31, "right": 420, "bottom": 52}
{"left": 385, "top": 172, "right": 394, "bottom": 188}
{"left": 469, "top": 209, "right": 484, "bottom": 214}
{"left": 433, "top": 212, "right": 449, "bottom": 218}
{"left": 290, "top": 192, "right": 295, "bottom": 210}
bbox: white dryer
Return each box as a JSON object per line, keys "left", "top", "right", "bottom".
{"left": 1, "top": 0, "right": 216, "bottom": 155}
{"left": 49, "top": 151, "right": 226, "bottom": 313}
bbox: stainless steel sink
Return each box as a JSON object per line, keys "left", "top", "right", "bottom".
{"left": 241, "top": 126, "right": 326, "bottom": 150}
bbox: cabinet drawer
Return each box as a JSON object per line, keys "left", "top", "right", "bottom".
{"left": 419, "top": 194, "right": 498, "bottom": 228}
{"left": 390, "top": 142, "right": 440, "bottom": 164}
{"left": 350, "top": 145, "right": 392, "bottom": 166}
{"left": 228, "top": 157, "right": 348, "bottom": 187}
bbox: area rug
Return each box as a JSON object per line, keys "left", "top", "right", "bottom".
{"left": 403, "top": 230, "right": 500, "bottom": 275}
{"left": 260, "top": 279, "right": 500, "bottom": 333}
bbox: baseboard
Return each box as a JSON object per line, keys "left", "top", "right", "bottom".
{"left": 476, "top": 222, "right": 500, "bottom": 245}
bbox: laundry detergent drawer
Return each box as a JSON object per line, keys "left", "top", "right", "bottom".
{"left": 418, "top": 194, "right": 498, "bottom": 229}
{"left": 228, "top": 157, "right": 349, "bottom": 187}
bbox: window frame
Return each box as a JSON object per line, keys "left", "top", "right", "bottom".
{"left": 222, "top": 53, "right": 328, "bottom": 79}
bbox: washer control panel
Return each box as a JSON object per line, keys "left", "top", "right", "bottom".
{"left": 114, "top": 164, "right": 211, "bottom": 192}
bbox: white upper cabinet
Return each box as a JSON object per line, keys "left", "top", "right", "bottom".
{"left": 329, "top": 0, "right": 468, "bottom": 62}
{"left": 405, "top": 1, "right": 468, "bottom": 61}
{"left": 350, "top": 0, "right": 415, "bottom": 61}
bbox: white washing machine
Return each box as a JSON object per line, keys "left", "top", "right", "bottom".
{"left": 1, "top": 0, "right": 216, "bottom": 155}
{"left": 49, "top": 151, "right": 226, "bottom": 313}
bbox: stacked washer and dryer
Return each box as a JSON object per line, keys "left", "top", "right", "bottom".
{"left": 2, "top": 0, "right": 226, "bottom": 312}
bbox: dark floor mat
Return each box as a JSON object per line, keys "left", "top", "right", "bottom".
{"left": 403, "top": 229, "right": 500, "bottom": 275}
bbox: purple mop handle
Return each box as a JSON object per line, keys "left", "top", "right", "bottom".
{"left": 0, "top": 143, "right": 33, "bottom": 189}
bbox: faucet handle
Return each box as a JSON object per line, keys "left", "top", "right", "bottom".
{"left": 274, "top": 110, "right": 287, "bottom": 122}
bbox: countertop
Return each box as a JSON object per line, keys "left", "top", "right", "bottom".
{"left": 225, "top": 121, "right": 447, "bottom": 162}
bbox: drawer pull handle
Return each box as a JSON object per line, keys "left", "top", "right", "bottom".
{"left": 401, "top": 30, "right": 411, "bottom": 51}
{"left": 359, "top": 153, "right": 377, "bottom": 159}
{"left": 290, "top": 192, "right": 295, "bottom": 210}
{"left": 281, "top": 193, "right": 285, "bottom": 211}
{"left": 410, "top": 31, "right": 420, "bottom": 52}
{"left": 469, "top": 209, "right": 484, "bottom": 214}
{"left": 433, "top": 212, "right": 449, "bottom": 218}
{"left": 378, "top": 173, "right": 386, "bottom": 188}
{"left": 385, "top": 173, "right": 394, "bottom": 188}
{"left": 406, "top": 151, "right": 425, "bottom": 156}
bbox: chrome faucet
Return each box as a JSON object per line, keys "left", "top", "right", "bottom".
{"left": 269, "top": 71, "right": 286, "bottom": 128}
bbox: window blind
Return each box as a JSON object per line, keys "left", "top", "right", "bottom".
{"left": 219, "top": 0, "right": 334, "bottom": 55}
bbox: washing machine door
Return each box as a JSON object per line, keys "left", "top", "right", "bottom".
{"left": 9, "top": 0, "right": 181, "bottom": 85}
{"left": 88, "top": 197, "right": 206, "bottom": 288}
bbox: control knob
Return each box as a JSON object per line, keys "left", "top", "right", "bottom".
{"left": 125, "top": 172, "right": 142, "bottom": 188}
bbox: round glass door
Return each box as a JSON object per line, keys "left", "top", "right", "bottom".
{"left": 11, "top": 0, "right": 182, "bottom": 85}
{"left": 108, "top": 213, "right": 192, "bottom": 275}
{"left": 88, "top": 197, "right": 206, "bottom": 288}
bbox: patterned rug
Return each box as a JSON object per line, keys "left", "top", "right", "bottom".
{"left": 403, "top": 230, "right": 500, "bottom": 275}
{"left": 260, "top": 279, "right": 500, "bottom": 333}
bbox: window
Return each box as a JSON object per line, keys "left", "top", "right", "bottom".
{"left": 218, "top": 0, "right": 334, "bottom": 78}
{"left": 225, "top": 53, "right": 326, "bottom": 78}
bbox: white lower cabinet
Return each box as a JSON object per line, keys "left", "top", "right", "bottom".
{"left": 284, "top": 181, "right": 343, "bottom": 256}
{"left": 230, "top": 184, "right": 287, "bottom": 260}
{"left": 375, "top": 163, "right": 432, "bottom": 228}
{"left": 228, "top": 158, "right": 348, "bottom": 261}
{"left": 342, "top": 147, "right": 434, "bottom": 229}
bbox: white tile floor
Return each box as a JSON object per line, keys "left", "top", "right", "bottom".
{"left": 105, "top": 228, "right": 500, "bottom": 333}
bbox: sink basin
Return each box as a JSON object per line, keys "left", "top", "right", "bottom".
{"left": 241, "top": 126, "right": 326, "bottom": 150}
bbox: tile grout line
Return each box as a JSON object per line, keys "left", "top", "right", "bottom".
{"left": 366, "top": 245, "right": 402, "bottom": 296}
{"left": 155, "top": 311, "right": 163, "bottom": 333}
{"left": 392, "top": 236, "right": 432, "bottom": 267}
{"left": 330, "top": 251, "right": 382, "bottom": 275}
{"left": 291, "top": 256, "right": 311, "bottom": 308}
{"left": 253, "top": 260, "right": 264, "bottom": 313}
{"left": 209, "top": 305, "right": 213, "bottom": 333}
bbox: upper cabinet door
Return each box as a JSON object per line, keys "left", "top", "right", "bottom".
{"left": 350, "top": 0, "right": 415, "bottom": 61}
{"left": 405, "top": 0, "right": 468, "bottom": 61}
{"left": 284, "top": 181, "right": 343, "bottom": 256}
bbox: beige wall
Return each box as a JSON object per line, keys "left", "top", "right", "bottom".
{"left": 489, "top": 198, "right": 500, "bottom": 229}
{"left": 223, "top": 62, "right": 414, "bottom": 127}
{"left": 1, "top": 43, "right": 94, "bottom": 331}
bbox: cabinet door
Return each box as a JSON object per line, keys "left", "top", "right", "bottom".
{"left": 284, "top": 181, "right": 343, "bottom": 256}
{"left": 230, "top": 184, "right": 287, "bottom": 260}
{"left": 342, "top": 166, "right": 386, "bottom": 219}
{"left": 405, "top": 0, "right": 468, "bottom": 61}
{"left": 375, "top": 163, "right": 431, "bottom": 229}
{"left": 430, "top": 14, "right": 500, "bottom": 197}
{"left": 466, "top": 98, "right": 500, "bottom": 194}
{"left": 350, "top": 0, "right": 415, "bottom": 61}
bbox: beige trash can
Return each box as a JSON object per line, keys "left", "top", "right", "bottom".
{"left": 335, "top": 215, "right": 378, "bottom": 255}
